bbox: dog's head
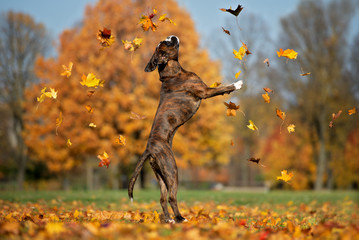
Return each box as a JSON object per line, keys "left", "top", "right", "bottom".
{"left": 145, "top": 35, "right": 180, "bottom": 72}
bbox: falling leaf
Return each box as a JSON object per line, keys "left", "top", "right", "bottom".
{"left": 248, "top": 157, "right": 266, "bottom": 167}
{"left": 130, "top": 111, "right": 147, "bottom": 120}
{"left": 277, "top": 48, "right": 298, "bottom": 59}
{"left": 210, "top": 82, "right": 221, "bottom": 88}
{"left": 222, "top": 27, "right": 230, "bottom": 35}
{"left": 241, "top": 41, "right": 252, "bottom": 55}
{"left": 230, "top": 140, "right": 234, "bottom": 146}
{"left": 329, "top": 110, "right": 342, "bottom": 128}
{"left": 235, "top": 70, "right": 241, "bottom": 79}
{"left": 158, "top": 14, "right": 176, "bottom": 25}
{"left": 139, "top": 9, "right": 157, "bottom": 31}
{"left": 80, "top": 73, "right": 104, "bottom": 88}
{"left": 276, "top": 108, "right": 286, "bottom": 121}
{"left": 66, "top": 139, "right": 72, "bottom": 147}
{"left": 122, "top": 37, "right": 143, "bottom": 52}
{"left": 264, "top": 58, "right": 270, "bottom": 67}
{"left": 263, "top": 87, "right": 274, "bottom": 93}
{"left": 247, "top": 120, "right": 258, "bottom": 131}
{"left": 89, "top": 123, "right": 97, "bottom": 128}
{"left": 233, "top": 47, "right": 246, "bottom": 60}
{"left": 115, "top": 135, "right": 126, "bottom": 146}
{"left": 97, "top": 152, "right": 110, "bottom": 168}
{"left": 224, "top": 101, "right": 240, "bottom": 117}
{"left": 277, "top": 170, "right": 293, "bottom": 183}
{"left": 300, "top": 72, "right": 311, "bottom": 76}
{"left": 37, "top": 87, "right": 58, "bottom": 103}
{"left": 262, "top": 92, "right": 270, "bottom": 103}
{"left": 60, "top": 62, "right": 73, "bottom": 78}
{"left": 55, "top": 112, "right": 62, "bottom": 135}
{"left": 97, "top": 27, "right": 115, "bottom": 49}
{"left": 287, "top": 124, "right": 296, "bottom": 133}
{"left": 85, "top": 105, "right": 93, "bottom": 113}
{"left": 220, "top": 4, "right": 244, "bottom": 17}
{"left": 87, "top": 90, "right": 95, "bottom": 97}
{"left": 348, "top": 107, "right": 356, "bottom": 115}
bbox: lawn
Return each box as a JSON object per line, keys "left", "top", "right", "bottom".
{"left": 0, "top": 190, "right": 358, "bottom": 239}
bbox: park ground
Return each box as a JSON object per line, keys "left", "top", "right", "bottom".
{"left": 0, "top": 190, "right": 358, "bottom": 239}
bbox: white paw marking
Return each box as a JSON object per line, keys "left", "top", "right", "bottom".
{"left": 167, "top": 219, "right": 176, "bottom": 224}
{"left": 234, "top": 80, "right": 243, "bottom": 90}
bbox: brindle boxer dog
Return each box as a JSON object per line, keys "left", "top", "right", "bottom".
{"left": 128, "top": 35, "right": 243, "bottom": 223}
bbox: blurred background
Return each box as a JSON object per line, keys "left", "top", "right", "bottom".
{"left": 0, "top": 0, "right": 358, "bottom": 192}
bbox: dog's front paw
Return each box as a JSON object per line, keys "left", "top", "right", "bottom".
{"left": 234, "top": 80, "right": 243, "bottom": 90}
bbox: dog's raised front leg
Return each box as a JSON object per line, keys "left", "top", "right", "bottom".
{"left": 193, "top": 80, "right": 243, "bottom": 99}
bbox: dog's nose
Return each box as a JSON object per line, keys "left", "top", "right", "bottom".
{"left": 165, "top": 35, "right": 180, "bottom": 46}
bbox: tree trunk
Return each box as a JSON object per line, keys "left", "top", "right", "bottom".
{"left": 314, "top": 114, "right": 327, "bottom": 190}
{"left": 86, "top": 157, "right": 94, "bottom": 191}
{"left": 110, "top": 162, "right": 119, "bottom": 190}
{"left": 240, "top": 142, "right": 250, "bottom": 186}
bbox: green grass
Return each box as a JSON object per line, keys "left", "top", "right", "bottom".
{"left": 0, "top": 189, "right": 358, "bottom": 209}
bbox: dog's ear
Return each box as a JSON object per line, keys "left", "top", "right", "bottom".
{"left": 145, "top": 50, "right": 158, "bottom": 72}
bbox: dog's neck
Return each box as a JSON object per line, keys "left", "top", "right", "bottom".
{"left": 158, "top": 60, "right": 182, "bottom": 81}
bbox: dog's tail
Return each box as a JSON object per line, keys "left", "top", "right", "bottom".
{"left": 128, "top": 151, "right": 151, "bottom": 202}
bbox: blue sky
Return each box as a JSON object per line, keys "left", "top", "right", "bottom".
{"left": 1, "top": 0, "right": 301, "bottom": 41}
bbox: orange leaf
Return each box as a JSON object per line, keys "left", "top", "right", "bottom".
{"left": 97, "top": 27, "right": 115, "bottom": 49}
{"left": 348, "top": 107, "right": 356, "bottom": 115}
{"left": 264, "top": 58, "right": 270, "bottom": 67}
{"left": 263, "top": 87, "right": 273, "bottom": 93}
{"left": 85, "top": 105, "right": 93, "bottom": 113}
{"left": 277, "top": 48, "right": 298, "bottom": 59}
{"left": 262, "top": 92, "right": 270, "bottom": 103}
{"left": 329, "top": 110, "right": 342, "bottom": 128}
{"left": 277, "top": 170, "right": 293, "bottom": 183}
{"left": 139, "top": 9, "right": 157, "bottom": 31}
{"left": 300, "top": 72, "right": 311, "bottom": 76}
{"left": 115, "top": 135, "right": 126, "bottom": 146}
{"left": 60, "top": 62, "right": 73, "bottom": 78}
{"left": 97, "top": 152, "right": 110, "bottom": 168}
{"left": 224, "top": 101, "right": 240, "bottom": 117}
{"left": 55, "top": 112, "right": 63, "bottom": 135}
{"left": 276, "top": 108, "right": 286, "bottom": 121}
{"left": 222, "top": 27, "right": 230, "bottom": 35}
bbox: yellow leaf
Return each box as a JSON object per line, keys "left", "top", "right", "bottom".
{"left": 85, "top": 105, "right": 93, "bottom": 113}
{"left": 158, "top": 14, "right": 176, "bottom": 25}
{"left": 66, "top": 139, "right": 72, "bottom": 147}
{"left": 233, "top": 46, "right": 246, "bottom": 60}
{"left": 73, "top": 209, "right": 80, "bottom": 219}
{"left": 247, "top": 120, "right": 258, "bottom": 131}
{"left": 235, "top": 70, "right": 241, "bottom": 79}
{"left": 45, "top": 222, "right": 65, "bottom": 235}
{"left": 55, "top": 112, "right": 62, "bottom": 135}
{"left": 122, "top": 37, "right": 143, "bottom": 52}
{"left": 276, "top": 108, "right": 286, "bottom": 121}
{"left": 277, "top": 170, "right": 293, "bottom": 183}
{"left": 210, "top": 82, "right": 221, "bottom": 88}
{"left": 277, "top": 48, "right": 298, "bottom": 59}
{"left": 287, "top": 124, "right": 295, "bottom": 133}
{"left": 60, "top": 62, "right": 73, "bottom": 78}
{"left": 97, "top": 27, "right": 115, "bottom": 49}
{"left": 80, "top": 73, "right": 104, "bottom": 88}
{"left": 98, "top": 152, "right": 110, "bottom": 168}
{"left": 89, "top": 123, "right": 96, "bottom": 128}
{"left": 37, "top": 87, "right": 57, "bottom": 103}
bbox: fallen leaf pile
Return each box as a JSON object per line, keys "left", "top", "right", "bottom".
{"left": 0, "top": 198, "right": 357, "bottom": 239}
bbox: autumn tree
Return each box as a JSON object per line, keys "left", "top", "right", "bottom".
{"left": 0, "top": 11, "right": 49, "bottom": 190}
{"left": 24, "top": 0, "right": 234, "bottom": 189}
{"left": 275, "top": 0, "right": 358, "bottom": 190}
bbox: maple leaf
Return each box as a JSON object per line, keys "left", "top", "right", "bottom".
{"left": 210, "top": 82, "right": 221, "bottom": 88}
{"left": 241, "top": 41, "right": 252, "bottom": 55}
{"left": 277, "top": 48, "right": 298, "bottom": 59}
{"left": 37, "top": 87, "right": 58, "bottom": 103}
{"left": 277, "top": 170, "right": 294, "bottom": 183}
{"left": 55, "top": 112, "right": 62, "bottom": 135}
{"left": 122, "top": 37, "right": 143, "bottom": 52}
{"left": 139, "top": 9, "right": 158, "bottom": 31}
{"left": 287, "top": 124, "right": 296, "bottom": 133}
{"left": 235, "top": 70, "right": 241, "bottom": 79}
{"left": 248, "top": 157, "right": 265, "bottom": 167}
{"left": 97, "top": 152, "right": 110, "bottom": 168}
{"left": 224, "top": 101, "right": 240, "bottom": 117}
{"left": 87, "top": 90, "right": 95, "bottom": 97}
{"left": 158, "top": 14, "right": 176, "bottom": 25}
{"left": 233, "top": 46, "right": 246, "bottom": 60}
{"left": 60, "top": 62, "right": 73, "bottom": 78}
{"left": 220, "top": 4, "right": 244, "bottom": 17}
{"left": 329, "top": 110, "right": 342, "bottom": 128}
{"left": 230, "top": 140, "right": 234, "bottom": 146}
{"left": 80, "top": 73, "right": 104, "bottom": 88}
{"left": 264, "top": 58, "right": 270, "bottom": 67}
{"left": 247, "top": 120, "right": 258, "bottom": 131}
{"left": 222, "top": 27, "right": 230, "bottom": 35}
{"left": 348, "top": 107, "right": 356, "bottom": 115}
{"left": 130, "top": 111, "right": 147, "bottom": 120}
{"left": 276, "top": 108, "right": 286, "bottom": 121}
{"left": 262, "top": 92, "right": 270, "bottom": 103}
{"left": 97, "top": 27, "right": 115, "bottom": 49}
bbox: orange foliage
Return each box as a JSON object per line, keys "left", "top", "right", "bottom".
{"left": 24, "top": 0, "right": 233, "bottom": 174}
